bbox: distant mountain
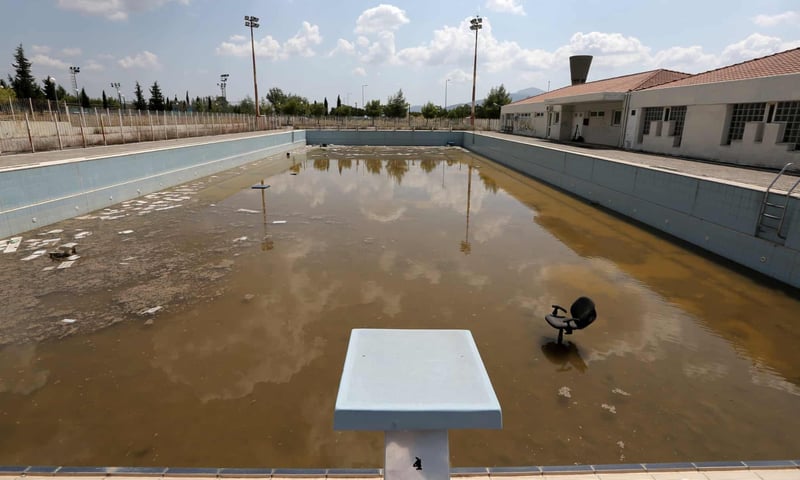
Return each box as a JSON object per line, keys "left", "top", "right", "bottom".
{"left": 411, "top": 86, "right": 546, "bottom": 112}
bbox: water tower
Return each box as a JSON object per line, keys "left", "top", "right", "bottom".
{"left": 569, "top": 55, "right": 593, "bottom": 85}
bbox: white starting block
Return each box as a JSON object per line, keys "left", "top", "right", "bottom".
{"left": 334, "top": 329, "right": 502, "bottom": 480}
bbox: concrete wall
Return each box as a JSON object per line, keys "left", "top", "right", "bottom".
{"left": 461, "top": 133, "right": 800, "bottom": 288}
{"left": 307, "top": 130, "right": 463, "bottom": 146}
{"left": 0, "top": 131, "right": 304, "bottom": 238}
{"left": 629, "top": 74, "right": 800, "bottom": 169}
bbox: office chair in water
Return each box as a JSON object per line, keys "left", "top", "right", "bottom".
{"left": 545, "top": 296, "right": 597, "bottom": 345}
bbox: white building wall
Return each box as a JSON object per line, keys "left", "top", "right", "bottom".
{"left": 628, "top": 73, "right": 800, "bottom": 169}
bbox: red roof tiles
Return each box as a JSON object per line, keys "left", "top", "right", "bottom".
{"left": 647, "top": 47, "right": 800, "bottom": 89}
{"left": 508, "top": 69, "right": 689, "bottom": 106}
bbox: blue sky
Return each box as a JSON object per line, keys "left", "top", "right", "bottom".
{"left": 2, "top": 0, "right": 799, "bottom": 106}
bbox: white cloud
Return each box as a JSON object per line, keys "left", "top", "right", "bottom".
{"left": 56, "top": 0, "right": 191, "bottom": 21}
{"left": 555, "top": 32, "right": 650, "bottom": 68}
{"left": 32, "top": 45, "right": 51, "bottom": 54}
{"left": 648, "top": 45, "right": 718, "bottom": 72}
{"left": 445, "top": 69, "right": 472, "bottom": 83}
{"left": 753, "top": 11, "right": 799, "bottom": 27}
{"left": 283, "top": 21, "right": 322, "bottom": 57}
{"left": 216, "top": 21, "right": 321, "bottom": 60}
{"left": 31, "top": 54, "right": 69, "bottom": 70}
{"left": 61, "top": 47, "right": 82, "bottom": 57}
{"left": 721, "top": 33, "right": 800, "bottom": 63}
{"left": 118, "top": 50, "right": 161, "bottom": 69}
{"left": 328, "top": 38, "right": 355, "bottom": 57}
{"left": 353, "top": 67, "right": 366, "bottom": 77}
{"left": 354, "top": 4, "right": 409, "bottom": 34}
{"left": 485, "top": 0, "right": 525, "bottom": 16}
{"left": 85, "top": 59, "right": 104, "bottom": 71}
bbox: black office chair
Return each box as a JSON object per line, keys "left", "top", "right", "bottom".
{"left": 545, "top": 296, "right": 597, "bottom": 345}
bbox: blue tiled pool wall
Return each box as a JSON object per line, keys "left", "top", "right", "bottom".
{"left": 0, "top": 131, "right": 305, "bottom": 238}
{"left": 304, "top": 129, "right": 800, "bottom": 288}
{"left": 0, "top": 460, "right": 797, "bottom": 476}
{"left": 464, "top": 133, "right": 800, "bottom": 288}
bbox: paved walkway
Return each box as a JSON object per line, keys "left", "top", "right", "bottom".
{"left": 5, "top": 470, "right": 800, "bottom": 480}
{"left": 0, "top": 130, "right": 288, "bottom": 172}
{"left": 478, "top": 131, "right": 800, "bottom": 194}
{"left": 1, "top": 129, "right": 798, "bottom": 194}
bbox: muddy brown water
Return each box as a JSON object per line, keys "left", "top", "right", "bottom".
{"left": 0, "top": 146, "right": 799, "bottom": 468}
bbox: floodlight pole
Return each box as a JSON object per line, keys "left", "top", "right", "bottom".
{"left": 469, "top": 16, "right": 482, "bottom": 128}
{"left": 245, "top": 15, "right": 261, "bottom": 117}
{"left": 111, "top": 82, "right": 122, "bottom": 108}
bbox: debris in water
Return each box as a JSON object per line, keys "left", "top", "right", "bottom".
{"left": 3, "top": 236, "right": 22, "bottom": 253}
{"left": 74, "top": 231, "right": 92, "bottom": 239}
{"left": 243, "top": 293, "right": 255, "bottom": 303}
{"left": 118, "top": 230, "right": 134, "bottom": 235}
{"left": 233, "top": 236, "right": 248, "bottom": 242}
{"left": 144, "top": 319, "right": 155, "bottom": 326}
{"left": 601, "top": 403, "right": 617, "bottom": 414}
{"left": 57, "top": 260, "right": 75, "bottom": 269}
{"left": 272, "top": 220, "right": 287, "bottom": 224}
{"left": 612, "top": 388, "right": 631, "bottom": 396}
{"left": 141, "top": 306, "right": 163, "bottom": 315}
{"left": 61, "top": 319, "right": 77, "bottom": 324}
{"left": 66, "top": 255, "right": 80, "bottom": 261}
{"left": 237, "top": 208, "right": 259, "bottom": 214}
{"left": 616, "top": 441, "right": 625, "bottom": 449}
{"left": 558, "top": 386, "right": 572, "bottom": 398}
{"left": 47, "top": 229, "right": 64, "bottom": 234}
{"left": 42, "top": 266, "right": 55, "bottom": 271}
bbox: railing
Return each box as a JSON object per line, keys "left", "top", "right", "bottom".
{"left": 0, "top": 98, "right": 502, "bottom": 155}
{"left": 0, "top": 99, "right": 279, "bottom": 155}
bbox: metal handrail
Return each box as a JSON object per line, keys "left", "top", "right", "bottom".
{"left": 756, "top": 163, "right": 793, "bottom": 237}
{"left": 776, "top": 174, "right": 800, "bottom": 237}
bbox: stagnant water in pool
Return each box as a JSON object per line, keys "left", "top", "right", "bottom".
{"left": 0, "top": 146, "right": 798, "bottom": 468}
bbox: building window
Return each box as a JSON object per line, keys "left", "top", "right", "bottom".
{"left": 641, "top": 107, "right": 664, "bottom": 135}
{"left": 773, "top": 101, "right": 800, "bottom": 149}
{"left": 589, "top": 111, "right": 605, "bottom": 117}
{"left": 612, "top": 110, "right": 622, "bottom": 125}
{"left": 726, "top": 102, "right": 766, "bottom": 144}
{"left": 669, "top": 106, "right": 687, "bottom": 145}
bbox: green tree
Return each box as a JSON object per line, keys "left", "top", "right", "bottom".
{"left": 42, "top": 77, "right": 57, "bottom": 101}
{"left": 384, "top": 89, "right": 407, "bottom": 118}
{"left": 148, "top": 81, "right": 165, "bottom": 111}
{"left": 421, "top": 102, "right": 441, "bottom": 119}
{"left": 10, "top": 44, "right": 42, "bottom": 99}
{"left": 323, "top": 97, "right": 328, "bottom": 115}
{"left": 281, "top": 95, "right": 308, "bottom": 116}
{"left": 237, "top": 95, "right": 256, "bottom": 114}
{"left": 448, "top": 104, "right": 471, "bottom": 119}
{"left": 102, "top": 90, "right": 109, "bottom": 109}
{"left": 481, "top": 84, "right": 512, "bottom": 119}
{"left": 79, "top": 88, "right": 91, "bottom": 108}
{"left": 336, "top": 95, "right": 341, "bottom": 109}
{"left": 0, "top": 83, "right": 16, "bottom": 103}
{"left": 365, "top": 99, "right": 382, "bottom": 118}
{"left": 266, "top": 87, "right": 287, "bottom": 111}
{"left": 185, "top": 91, "right": 190, "bottom": 110}
{"left": 309, "top": 100, "right": 325, "bottom": 117}
{"left": 134, "top": 81, "right": 147, "bottom": 110}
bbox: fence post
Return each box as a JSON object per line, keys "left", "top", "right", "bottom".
{"left": 162, "top": 110, "right": 168, "bottom": 140}
{"left": 119, "top": 108, "right": 125, "bottom": 144}
{"left": 28, "top": 98, "right": 35, "bottom": 115}
{"left": 148, "top": 110, "right": 154, "bottom": 141}
{"left": 64, "top": 100, "right": 70, "bottom": 124}
{"left": 96, "top": 107, "right": 107, "bottom": 146}
{"left": 24, "top": 112, "right": 35, "bottom": 153}
{"left": 79, "top": 107, "right": 87, "bottom": 148}
{"left": 134, "top": 110, "right": 141, "bottom": 142}
{"left": 174, "top": 111, "right": 179, "bottom": 138}
{"left": 9, "top": 97, "right": 16, "bottom": 122}
{"left": 49, "top": 100, "right": 63, "bottom": 150}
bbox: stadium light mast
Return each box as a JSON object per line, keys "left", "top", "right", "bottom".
{"left": 469, "top": 15, "right": 482, "bottom": 128}
{"left": 244, "top": 15, "right": 260, "bottom": 116}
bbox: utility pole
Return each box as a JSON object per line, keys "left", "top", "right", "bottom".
{"left": 110, "top": 82, "right": 123, "bottom": 108}
{"left": 244, "top": 15, "right": 260, "bottom": 116}
{"left": 469, "top": 16, "right": 482, "bottom": 128}
{"left": 69, "top": 66, "right": 81, "bottom": 97}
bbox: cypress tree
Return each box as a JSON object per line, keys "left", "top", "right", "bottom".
{"left": 134, "top": 81, "right": 147, "bottom": 110}
{"left": 10, "top": 44, "right": 42, "bottom": 99}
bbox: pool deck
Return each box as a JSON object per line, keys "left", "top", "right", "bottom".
{"left": 1, "top": 130, "right": 798, "bottom": 194}
{"left": 3, "top": 467, "right": 800, "bottom": 480}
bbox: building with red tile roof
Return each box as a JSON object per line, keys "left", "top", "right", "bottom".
{"left": 500, "top": 47, "right": 800, "bottom": 169}
{"left": 628, "top": 47, "right": 800, "bottom": 169}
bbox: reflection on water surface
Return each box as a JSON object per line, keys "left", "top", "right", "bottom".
{"left": 0, "top": 146, "right": 798, "bottom": 468}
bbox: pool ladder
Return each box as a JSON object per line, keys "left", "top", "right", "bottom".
{"left": 756, "top": 162, "right": 800, "bottom": 240}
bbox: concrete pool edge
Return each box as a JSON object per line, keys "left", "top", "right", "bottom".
{"left": 305, "top": 130, "right": 800, "bottom": 289}
{"left": 0, "top": 131, "right": 305, "bottom": 239}
{"left": 1, "top": 460, "right": 797, "bottom": 477}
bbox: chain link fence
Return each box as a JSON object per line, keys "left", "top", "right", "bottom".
{"left": 0, "top": 98, "right": 501, "bottom": 155}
